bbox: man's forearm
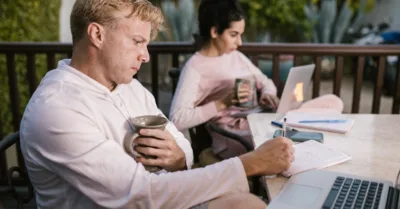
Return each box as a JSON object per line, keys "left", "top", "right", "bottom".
{"left": 147, "top": 158, "right": 250, "bottom": 209}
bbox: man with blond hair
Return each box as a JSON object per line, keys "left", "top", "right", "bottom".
{"left": 20, "top": 0, "right": 294, "bottom": 208}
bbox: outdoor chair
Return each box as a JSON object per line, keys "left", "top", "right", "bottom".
{"left": 0, "top": 131, "right": 35, "bottom": 209}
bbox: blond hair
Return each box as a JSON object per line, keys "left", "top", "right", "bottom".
{"left": 70, "top": 0, "right": 164, "bottom": 44}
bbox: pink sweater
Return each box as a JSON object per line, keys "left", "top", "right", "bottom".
{"left": 169, "top": 50, "right": 277, "bottom": 131}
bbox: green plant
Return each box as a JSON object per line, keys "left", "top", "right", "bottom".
{"left": 239, "top": 0, "right": 375, "bottom": 43}
{"left": 240, "top": 0, "right": 312, "bottom": 42}
{"left": 0, "top": 0, "right": 61, "bottom": 135}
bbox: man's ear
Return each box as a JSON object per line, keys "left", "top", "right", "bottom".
{"left": 87, "top": 22, "right": 104, "bottom": 48}
{"left": 210, "top": 26, "right": 219, "bottom": 39}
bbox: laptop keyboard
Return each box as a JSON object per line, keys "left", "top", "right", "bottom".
{"left": 322, "top": 176, "right": 383, "bottom": 209}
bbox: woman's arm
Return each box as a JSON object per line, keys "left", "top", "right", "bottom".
{"left": 169, "top": 66, "right": 220, "bottom": 131}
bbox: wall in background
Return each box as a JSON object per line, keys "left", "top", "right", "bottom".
{"left": 60, "top": 0, "right": 75, "bottom": 42}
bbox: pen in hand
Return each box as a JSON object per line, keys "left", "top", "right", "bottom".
{"left": 282, "top": 118, "right": 287, "bottom": 137}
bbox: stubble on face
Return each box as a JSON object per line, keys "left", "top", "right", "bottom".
{"left": 100, "top": 10, "right": 152, "bottom": 88}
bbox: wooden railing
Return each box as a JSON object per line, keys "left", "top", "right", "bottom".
{"left": 1, "top": 42, "right": 400, "bottom": 184}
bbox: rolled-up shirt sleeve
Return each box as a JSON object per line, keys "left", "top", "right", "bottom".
{"left": 25, "top": 101, "right": 248, "bottom": 209}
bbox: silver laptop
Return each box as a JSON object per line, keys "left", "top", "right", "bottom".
{"left": 276, "top": 64, "right": 315, "bottom": 114}
{"left": 267, "top": 169, "right": 399, "bottom": 209}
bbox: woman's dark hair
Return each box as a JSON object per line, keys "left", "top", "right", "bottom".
{"left": 195, "top": 0, "right": 245, "bottom": 47}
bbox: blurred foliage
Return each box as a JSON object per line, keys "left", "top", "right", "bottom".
{"left": 240, "top": 0, "right": 312, "bottom": 42}
{"left": 306, "top": 0, "right": 375, "bottom": 43}
{"left": 154, "top": 0, "right": 374, "bottom": 43}
{"left": 0, "top": 0, "right": 61, "bottom": 136}
{"left": 239, "top": 0, "right": 375, "bottom": 43}
{"left": 315, "top": 0, "right": 375, "bottom": 12}
{"left": 0, "top": 0, "right": 60, "bottom": 41}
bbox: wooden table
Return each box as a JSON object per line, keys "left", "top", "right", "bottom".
{"left": 248, "top": 113, "right": 400, "bottom": 199}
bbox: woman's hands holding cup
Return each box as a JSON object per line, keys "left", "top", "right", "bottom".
{"left": 232, "top": 82, "right": 252, "bottom": 105}
{"left": 214, "top": 82, "right": 253, "bottom": 111}
{"left": 134, "top": 129, "right": 186, "bottom": 172}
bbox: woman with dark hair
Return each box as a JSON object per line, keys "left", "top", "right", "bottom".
{"left": 170, "top": 0, "right": 343, "bottom": 144}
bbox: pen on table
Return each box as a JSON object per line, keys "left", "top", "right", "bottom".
{"left": 282, "top": 118, "right": 287, "bottom": 137}
{"left": 271, "top": 121, "right": 298, "bottom": 131}
{"left": 298, "top": 119, "right": 347, "bottom": 123}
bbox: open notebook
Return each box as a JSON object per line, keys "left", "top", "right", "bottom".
{"left": 282, "top": 140, "right": 351, "bottom": 177}
{"left": 281, "top": 112, "right": 355, "bottom": 134}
